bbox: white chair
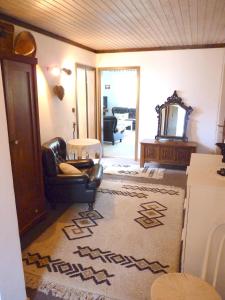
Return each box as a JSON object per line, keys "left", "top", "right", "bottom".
{"left": 151, "top": 223, "right": 225, "bottom": 300}
{"left": 201, "top": 223, "right": 225, "bottom": 296}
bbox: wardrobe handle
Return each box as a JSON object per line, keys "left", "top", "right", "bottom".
{"left": 10, "top": 139, "right": 19, "bottom": 145}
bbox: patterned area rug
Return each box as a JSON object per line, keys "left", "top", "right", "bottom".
{"left": 23, "top": 180, "right": 184, "bottom": 300}
{"left": 103, "top": 164, "right": 165, "bottom": 179}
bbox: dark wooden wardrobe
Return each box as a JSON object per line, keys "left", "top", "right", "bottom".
{"left": 1, "top": 54, "right": 46, "bottom": 234}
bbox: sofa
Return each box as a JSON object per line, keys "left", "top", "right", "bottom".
{"left": 103, "top": 116, "right": 125, "bottom": 145}
{"left": 42, "top": 137, "right": 103, "bottom": 210}
{"left": 112, "top": 107, "right": 136, "bottom": 130}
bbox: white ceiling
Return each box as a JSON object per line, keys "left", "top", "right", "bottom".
{"left": 1, "top": 0, "right": 225, "bottom": 52}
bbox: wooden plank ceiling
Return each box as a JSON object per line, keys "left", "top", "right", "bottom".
{"left": 1, "top": 0, "right": 225, "bottom": 52}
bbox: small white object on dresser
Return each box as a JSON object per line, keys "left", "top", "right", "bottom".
{"left": 181, "top": 153, "right": 225, "bottom": 297}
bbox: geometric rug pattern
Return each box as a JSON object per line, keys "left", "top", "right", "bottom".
{"left": 134, "top": 201, "right": 167, "bottom": 229}
{"left": 74, "top": 245, "right": 169, "bottom": 273}
{"left": 98, "top": 184, "right": 179, "bottom": 199}
{"left": 23, "top": 180, "right": 184, "bottom": 300}
{"left": 62, "top": 210, "right": 103, "bottom": 240}
{"left": 122, "top": 184, "right": 180, "bottom": 195}
{"left": 98, "top": 187, "right": 149, "bottom": 199}
{"left": 23, "top": 252, "right": 114, "bottom": 286}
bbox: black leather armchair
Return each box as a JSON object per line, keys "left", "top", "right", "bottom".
{"left": 103, "top": 116, "right": 125, "bottom": 145}
{"left": 42, "top": 137, "right": 103, "bottom": 210}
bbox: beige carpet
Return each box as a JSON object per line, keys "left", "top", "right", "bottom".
{"left": 23, "top": 180, "right": 184, "bottom": 300}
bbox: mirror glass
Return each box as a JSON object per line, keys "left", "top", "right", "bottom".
{"left": 160, "top": 105, "right": 186, "bottom": 137}
{"left": 155, "top": 91, "right": 193, "bottom": 141}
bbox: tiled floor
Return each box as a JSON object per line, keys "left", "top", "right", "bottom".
{"left": 103, "top": 129, "right": 135, "bottom": 158}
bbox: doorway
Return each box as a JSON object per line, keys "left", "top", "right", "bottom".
{"left": 98, "top": 67, "right": 140, "bottom": 160}
{"left": 75, "top": 63, "right": 97, "bottom": 139}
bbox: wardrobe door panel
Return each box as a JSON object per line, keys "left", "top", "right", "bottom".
{"left": 2, "top": 58, "right": 45, "bottom": 233}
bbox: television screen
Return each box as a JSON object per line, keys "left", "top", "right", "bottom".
{"left": 103, "top": 96, "right": 108, "bottom": 108}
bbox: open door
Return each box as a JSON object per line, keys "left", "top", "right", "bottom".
{"left": 98, "top": 67, "right": 140, "bottom": 160}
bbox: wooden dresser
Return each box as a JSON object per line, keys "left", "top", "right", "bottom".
{"left": 140, "top": 139, "right": 197, "bottom": 167}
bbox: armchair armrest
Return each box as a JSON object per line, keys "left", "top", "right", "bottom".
{"left": 66, "top": 159, "right": 94, "bottom": 169}
{"left": 47, "top": 173, "right": 89, "bottom": 185}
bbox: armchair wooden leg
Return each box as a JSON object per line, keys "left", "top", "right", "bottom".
{"left": 88, "top": 202, "right": 94, "bottom": 211}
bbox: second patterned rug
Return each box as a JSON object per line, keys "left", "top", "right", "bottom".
{"left": 23, "top": 180, "right": 184, "bottom": 300}
{"left": 103, "top": 164, "right": 165, "bottom": 179}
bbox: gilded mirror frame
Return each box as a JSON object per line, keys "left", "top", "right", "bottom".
{"left": 155, "top": 91, "right": 193, "bottom": 141}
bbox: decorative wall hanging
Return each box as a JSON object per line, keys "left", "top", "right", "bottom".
{"left": 14, "top": 31, "right": 36, "bottom": 57}
{"left": 53, "top": 85, "right": 64, "bottom": 100}
{"left": 0, "top": 21, "right": 14, "bottom": 54}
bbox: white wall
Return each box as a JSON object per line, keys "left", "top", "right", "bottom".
{"left": 15, "top": 25, "right": 96, "bottom": 143}
{"left": 97, "top": 49, "right": 225, "bottom": 153}
{"left": 0, "top": 69, "right": 26, "bottom": 300}
{"left": 11, "top": 27, "right": 225, "bottom": 152}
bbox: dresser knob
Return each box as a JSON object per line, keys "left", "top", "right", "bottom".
{"left": 35, "top": 209, "right": 39, "bottom": 213}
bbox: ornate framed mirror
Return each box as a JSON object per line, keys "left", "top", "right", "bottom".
{"left": 155, "top": 91, "right": 193, "bottom": 141}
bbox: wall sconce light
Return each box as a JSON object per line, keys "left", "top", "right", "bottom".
{"left": 47, "top": 66, "right": 72, "bottom": 76}
{"left": 62, "top": 68, "right": 72, "bottom": 75}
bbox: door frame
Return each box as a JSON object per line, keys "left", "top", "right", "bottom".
{"left": 75, "top": 63, "right": 97, "bottom": 138}
{"left": 97, "top": 66, "right": 140, "bottom": 161}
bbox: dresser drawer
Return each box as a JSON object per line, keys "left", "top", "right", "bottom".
{"left": 159, "top": 145, "right": 175, "bottom": 162}
{"left": 144, "top": 144, "right": 159, "bottom": 160}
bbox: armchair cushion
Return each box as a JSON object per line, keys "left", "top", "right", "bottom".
{"left": 112, "top": 107, "right": 136, "bottom": 130}
{"left": 66, "top": 159, "right": 94, "bottom": 169}
{"left": 114, "top": 112, "right": 129, "bottom": 120}
{"left": 59, "top": 163, "right": 82, "bottom": 175}
{"left": 47, "top": 173, "right": 89, "bottom": 185}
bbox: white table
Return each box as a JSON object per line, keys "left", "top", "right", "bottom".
{"left": 67, "top": 138, "right": 102, "bottom": 159}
